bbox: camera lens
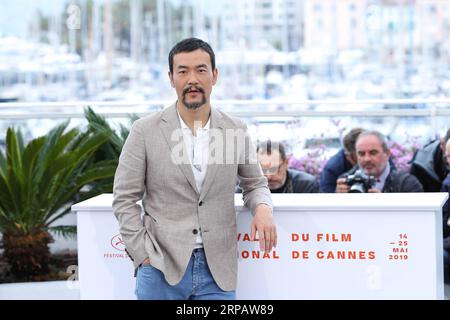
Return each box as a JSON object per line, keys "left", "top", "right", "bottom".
{"left": 349, "top": 183, "right": 366, "bottom": 193}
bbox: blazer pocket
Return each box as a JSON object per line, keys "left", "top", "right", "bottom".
{"left": 144, "top": 211, "right": 158, "bottom": 223}
{"left": 143, "top": 212, "right": 158, "bottom": 233}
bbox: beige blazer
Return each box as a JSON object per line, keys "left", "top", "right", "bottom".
{"left": 112, "top": 103, "right": 273, "bottom": 291}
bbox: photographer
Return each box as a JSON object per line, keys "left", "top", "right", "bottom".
{"left": 440, "top": 137, "right": 450, "bottom": 283}
{"left": 336, "top": 130, "right": 423, "bottom": 193}
{"left": 236, "top": 140, "right": 319, "bottom": 194}
{"left": 410, "top": 129, "right": 450, "bottom": 192}
{"left": 320, "top": 127, "right": 365, "bottom": 193}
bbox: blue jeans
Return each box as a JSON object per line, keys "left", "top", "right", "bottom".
{"left": 135, "top": 248, "right": 236, "bottom": 300}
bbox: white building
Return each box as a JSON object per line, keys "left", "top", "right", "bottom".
{"left": 219, "top": 0, "right": 304, "bottom": 51}
{"left": 304, "top": 0, "right": 367, "bottom": 50}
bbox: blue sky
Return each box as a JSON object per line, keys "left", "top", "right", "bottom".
{"left": 0, "top": 0, "right": 67, "bottom": 37}
{"left": 0, "top": 0, "right": 223, "bottom": 38}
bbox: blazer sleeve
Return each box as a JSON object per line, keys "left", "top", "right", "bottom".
{"left": 236, "top": 122, "right": 273, "bottom": 215}
{"left": 112, "top": 119, "right": 148, "bottom": 267}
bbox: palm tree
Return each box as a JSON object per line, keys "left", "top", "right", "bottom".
{"left": 0, "top": 121, "right": 116, "bottom": 279}
{"left": 84, "top": 106, "right": 136, "bottom": 161}
{"left": 83, "top": 106, "right": 138, "bottom": 194}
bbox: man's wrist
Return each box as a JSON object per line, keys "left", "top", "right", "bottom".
{"left": 255, "top": 203, "right": 272, "bottom": 214}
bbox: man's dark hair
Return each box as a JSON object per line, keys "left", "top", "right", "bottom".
{"left": 343, "top": 127, "right": 365, "bottom": 155}
{"left": 257, "top": 140, "right": 287, "bottom": 161}
{"left": 168, "top": 38, "right": 216, "bottom": 74}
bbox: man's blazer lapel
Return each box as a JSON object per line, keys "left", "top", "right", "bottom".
{"left": 199, "top": 107, "right": 225, "bottom": 201}
{"left": 160, "top": 103, "right": 199, "bottom": 195}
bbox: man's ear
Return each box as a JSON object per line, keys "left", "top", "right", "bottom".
{"left": 212, "top": 68, "right": 218, "bottom": 85}
{"left": 440, "top": 138, "right": 446, "bottom": 152}
{"left": 168, "top": 71, "right": 175, "bottom": 88}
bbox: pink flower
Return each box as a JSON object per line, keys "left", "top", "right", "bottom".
{"left": 287, "top": 134, "right": 421, "bottom": 177}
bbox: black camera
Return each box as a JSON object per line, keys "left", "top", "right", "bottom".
{"left": 345, "top": 169, "right": 376, "bottom": 193}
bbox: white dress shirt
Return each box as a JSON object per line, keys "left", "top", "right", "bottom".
{"left": 177, "top": 109, "right": 210, "bottom": 248}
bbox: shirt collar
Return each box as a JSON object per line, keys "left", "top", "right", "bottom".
{"left": 176, "top": 108, "right": 210, "bottom": 133}
{"left": 378, "top": 161, "right": 390, "bottom": 183}
{"left": 374, "top": 161, "right": 390, "bottom": 191}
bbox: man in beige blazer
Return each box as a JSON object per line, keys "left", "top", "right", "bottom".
{"left": 112, "top": 38, "right": 276, "bottom": 300}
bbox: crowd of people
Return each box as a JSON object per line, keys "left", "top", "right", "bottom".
{"left": 244, "top": 128, "right": 450, "bottom": 284}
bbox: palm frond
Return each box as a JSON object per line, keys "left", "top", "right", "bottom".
{"left": 0, "top": 147, "right": 6, "bottom": 175}
{"left": 48, "top": 225, "right": 77, "bottom": 239}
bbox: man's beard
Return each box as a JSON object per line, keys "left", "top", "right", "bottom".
{"left": 268, "top": 174, "right": 287, "bottom": 190}
{"left": 269, "top": 181, "right": 284, "bottom": 190}
{"left": 182, "top": 86, "right": 207, "bottom": 110}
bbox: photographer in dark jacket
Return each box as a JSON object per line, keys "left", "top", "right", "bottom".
{"left": 410, "top": 129, "right": 450, "bottom": 192}
{"left": 336, "top": 130, "right": 423, "bottom": 193}
{"left": 440, "top": 138, "right": 450, "bottom": 283}
{"left": 237, "top": 140, "right": 319, "bottom": 194}
{"left": 321, "top": 127, "right": 397, "bottom": 193}
{"left": 320, "top": 128, "right": 365, "bottom": 193}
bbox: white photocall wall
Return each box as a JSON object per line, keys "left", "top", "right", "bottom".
{"left": 72, "top": 193, "right": 448, "bottom": 300}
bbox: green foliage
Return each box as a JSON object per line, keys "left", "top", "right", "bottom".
{"left": 0, "top": 120, "right": 117, "bottom": 237}
{"left": 83, "top": 106, "right": 137, "bottom": 194}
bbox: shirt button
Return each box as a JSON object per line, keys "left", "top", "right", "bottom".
{"left": 199, "top": 201, "right": 203, "bottom": 206}
{"left": 192, "top": 229, "right": 198, "bottom": 235}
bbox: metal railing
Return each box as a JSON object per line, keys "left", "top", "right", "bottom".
{"left": 1, "top": 98, "right": 450, "bottom": 138}
{"left": 0, "top": 98, "right": 450, "bottom": 117}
